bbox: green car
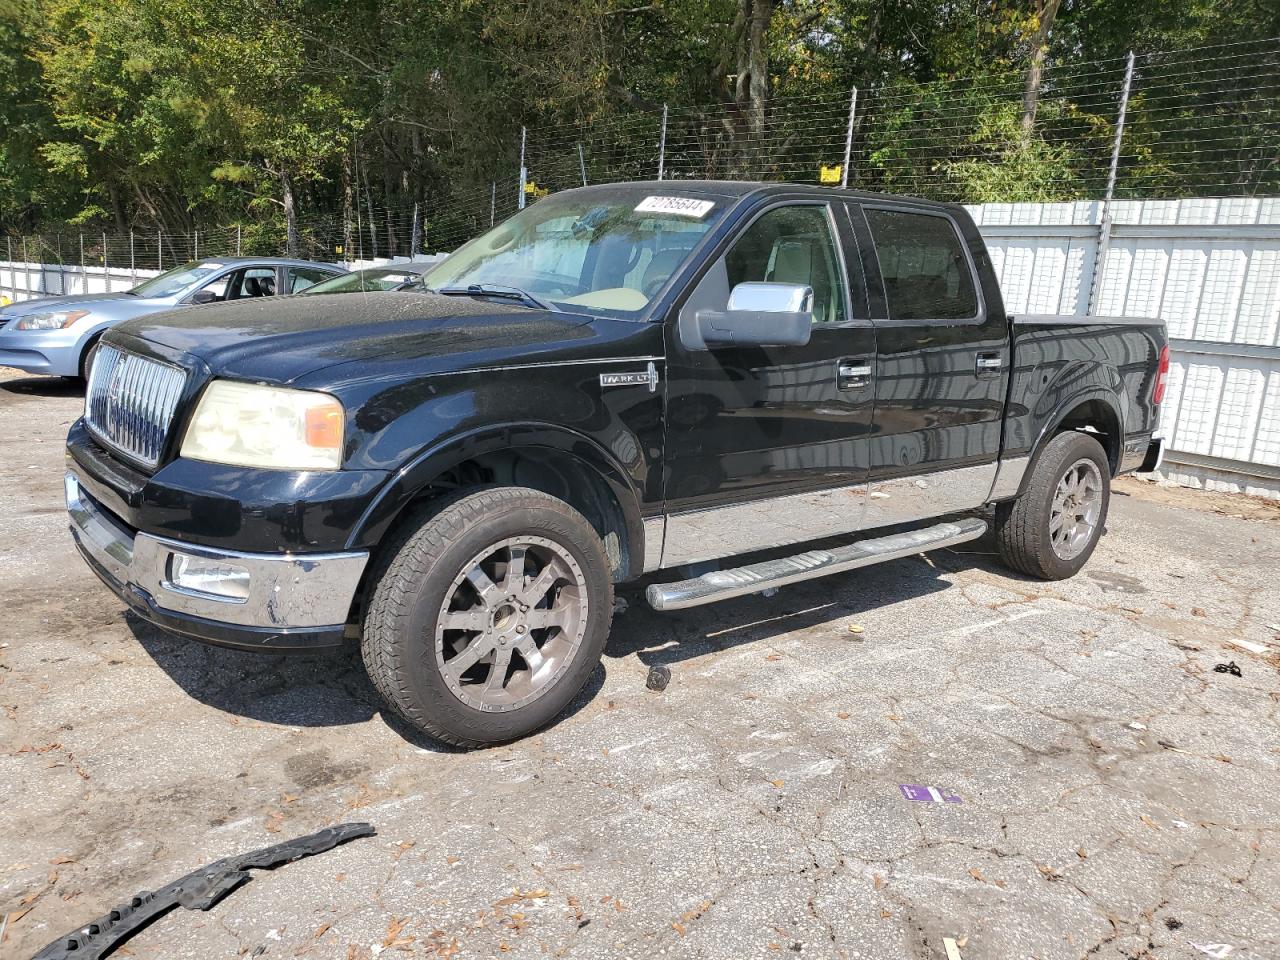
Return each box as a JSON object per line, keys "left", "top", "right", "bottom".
{"left": 301, "top": 262, "right": 435, "bottom": 295}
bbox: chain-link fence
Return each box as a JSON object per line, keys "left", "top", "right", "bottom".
{"left": 3, "top": 35, "right": 1277, "bottom": 303}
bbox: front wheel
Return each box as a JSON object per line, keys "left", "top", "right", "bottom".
{"left": 993, "top": 431, "right": 1110, "bottom": 580}
{"left": 361, "top": 487, "right": 613, "bottom": 747}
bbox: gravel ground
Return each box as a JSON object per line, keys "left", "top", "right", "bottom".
{"left": 2, "top": 367, "right": 1278, "bottom": 960}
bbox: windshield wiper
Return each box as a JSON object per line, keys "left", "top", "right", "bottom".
{"left": 432, "top": 283, "right": 557, "bottom": 311}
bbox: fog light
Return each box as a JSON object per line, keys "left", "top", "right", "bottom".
{"left": 168, "top": 553, "right": 251, "bottom": 602}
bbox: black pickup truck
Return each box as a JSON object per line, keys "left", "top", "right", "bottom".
{"left": 65, "top": 181, "right": 1167, "bottom": 746}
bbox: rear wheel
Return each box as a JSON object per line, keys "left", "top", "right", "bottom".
{"left": 994, "top": 431, "right": 1110, "bottom": 580}
{"left": 361, "top": 486, "right": 613, "bottom": 747}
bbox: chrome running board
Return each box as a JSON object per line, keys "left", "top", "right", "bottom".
{"left": 645, "top": 517, "right": 987, "bottom": 611}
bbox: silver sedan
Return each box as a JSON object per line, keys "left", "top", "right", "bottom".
{"left": 0, "top": 256, "right": 343, "bottom": 378}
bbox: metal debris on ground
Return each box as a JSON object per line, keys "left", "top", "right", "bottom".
{"left": 1190, "top": 944, "right": 1234, "bottom": 959}
{"left": 943, "top": 937, "right": 965, "bottom": 960}
{"left": 32, "top": 823, "right": 376, "bottom": 960}
{"left": 898, "top": 784, "right": 962, "bottom": 803}
{"left": 645, "top": 664, "right": 671, "bottom": 692}
{"left": 1228, "top": 639, "right": 1269, "bottom": 655}
{"left": 1213, "top": 661, "right": 1243, "bottom": 677}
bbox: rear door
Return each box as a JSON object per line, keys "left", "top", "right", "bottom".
{"left": 847, "top": 202, "right": 1009, "bottom": 528}
{"left": 660, "top": 198, "right": 878, "bottom": 567}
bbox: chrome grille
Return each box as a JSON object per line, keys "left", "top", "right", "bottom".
{"left": 84, "top": 344, "right": 188, "bottom": 468}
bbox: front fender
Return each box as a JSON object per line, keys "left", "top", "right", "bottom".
{"left": 346, "top": 421, "right": 647, "bottom": 570}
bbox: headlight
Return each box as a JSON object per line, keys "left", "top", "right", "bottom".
{"left": 180, "top": 380, "right": 345, "bottom": 470}
{"left": 15, "top": 309, "right": 89, "bottom": 330}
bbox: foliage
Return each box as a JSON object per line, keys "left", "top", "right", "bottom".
{"left": 0, "top": 0, "right": 1275, "bottom": 244}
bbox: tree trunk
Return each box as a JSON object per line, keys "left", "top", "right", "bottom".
{"left": 280, "top": 169, "right": 299, "bottom": 258}
{"left": 341, "top": 151, "right": 355, "bottom": 264}
{"left": 107, "top": 182, "right": 128, "bottom": 235}
{"left": 1020, "top": 0, "right": 1062, "bottom": 135}
{"left": 734, "top": 0, "right": 773, "bottom": 140}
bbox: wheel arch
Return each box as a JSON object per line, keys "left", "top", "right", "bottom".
{"left": 349, "top": 422, "right": 647, "bottom": 584}
{"left": 1013, "top": 388, "right": 1124, "bottom": 500}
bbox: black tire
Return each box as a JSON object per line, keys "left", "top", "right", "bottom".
{"left": 361, "top": 486, "right": 613, "bottom": 748}
{"left": 78, "top": 336, "right": 102, "bottom": 383}
{"left": 993, "top": 431, "right": 1111, "bottom": 580}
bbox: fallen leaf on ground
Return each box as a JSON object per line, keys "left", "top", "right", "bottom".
{"left": 1140, "top": 814, "right": 1161, "bottom": 830}
{"left": 770, "top": 779, "right": 785, "bottom": 788}
{"left": 765, "top": 653, "right": 783, "bottom": 661}
{"left": 837, "top": 711, "right": 850, "bottom": 719}
{"left": 967, "top": 867, "right": 986, "bottom": 882}
{"left": 382, "top": 916, "right": 414, "bottom": 949}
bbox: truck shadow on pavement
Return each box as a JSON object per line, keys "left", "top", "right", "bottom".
{"left": 124, "top": 613, "right": 606, "bottom": 750}
{"left": 609, "top": 550, "right": 962, "bottom": 668}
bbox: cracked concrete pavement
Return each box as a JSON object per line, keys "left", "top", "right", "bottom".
{"left": 2, "top": 367, "right": 1279, "bottom": 960}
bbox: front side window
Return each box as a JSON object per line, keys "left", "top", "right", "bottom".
{"left": 229, "top": 267, "right": 277, "bottom": 299}
{"left": 423, "top": 187, "right": 729, "bottom": 317}
{"left": 723, "top": 205, "right": 848, "bottom": 324}
{"left": 863, "top": 208, "right": 978, "bottom": 321}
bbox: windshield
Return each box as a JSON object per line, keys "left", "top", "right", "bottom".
{"left": 303, "top": 268, "right": 420, "bottom": 295}
{"left": 423, "top": 186, "right": 729, "bottom": 317}
{"left": 130, "top": 261, "right": 227, "bottom": 299}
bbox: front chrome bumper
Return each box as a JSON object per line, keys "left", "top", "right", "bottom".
{"left": 66, "top": 473, "right": 369, "bottom": 649}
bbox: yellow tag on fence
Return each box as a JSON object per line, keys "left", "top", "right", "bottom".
{"left": 524, "top": 181, "right": 549, "bottom": 199}
{"left": 819, "top": 164, "right": 843, "bottom": 185}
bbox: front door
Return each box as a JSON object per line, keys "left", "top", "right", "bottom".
{"left": 847, "top": 202, "right": 1010, "bottom": 529}
{"left": 660, "top": 200, "right": 878, "bottom": 567}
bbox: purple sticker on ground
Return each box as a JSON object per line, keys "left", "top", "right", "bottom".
{"left": 899, "top": 784, "right": 962, "bottom": 803}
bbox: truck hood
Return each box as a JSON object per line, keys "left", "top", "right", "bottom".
{"left": 111, "top": 291, "right": 598, "bottom": 383}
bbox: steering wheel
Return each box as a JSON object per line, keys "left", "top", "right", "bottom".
{"left": 642, "top": 272, "right": 671, "bottom": 298}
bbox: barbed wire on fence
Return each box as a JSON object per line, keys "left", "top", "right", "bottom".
{"left": 3, "top": 35, "right": 1277, "bottom": 301}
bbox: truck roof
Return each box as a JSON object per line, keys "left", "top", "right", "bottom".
{"left": 558, "top": 179, "right": 962, "bottom": 210}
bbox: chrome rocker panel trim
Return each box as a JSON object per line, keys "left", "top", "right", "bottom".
{"left": 67, "top": 473, "right": 369, "bottom": 648}
{"left": 646, "top": 517, "right": 987, "bottom": 611}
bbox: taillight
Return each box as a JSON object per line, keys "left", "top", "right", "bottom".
{"left": 1153, "top": 344, "right": 1170, "bottom": 405}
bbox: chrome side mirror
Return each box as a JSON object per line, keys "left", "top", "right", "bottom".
{"left": 694, "top": 282, "right": 814, "bottom": 348}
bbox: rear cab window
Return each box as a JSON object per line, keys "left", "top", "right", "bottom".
{"left": 862, "top": 208, "right": 979, "bottom": 322}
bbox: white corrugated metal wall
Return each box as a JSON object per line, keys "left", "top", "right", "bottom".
{"left": 971, "top": 198, "right": 1280, "bottom": 499}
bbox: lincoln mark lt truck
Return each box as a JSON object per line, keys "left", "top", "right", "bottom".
{"left": 65, "top": 182, "right": 1168, "bottom": 746}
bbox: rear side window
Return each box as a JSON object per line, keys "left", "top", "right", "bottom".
{"left": 864, "top": 209, "right": 978, "bottom": 321}
{"left": 288, "top": 266, "right": 337, "bottom": 293}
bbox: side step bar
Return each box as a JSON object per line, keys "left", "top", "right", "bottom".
{"left": 645, "top": 517, "right": 987, "bottom": 611}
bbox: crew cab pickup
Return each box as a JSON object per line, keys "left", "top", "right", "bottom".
{"left": 65, "top": 181, "right": 1168, "bottom": 746}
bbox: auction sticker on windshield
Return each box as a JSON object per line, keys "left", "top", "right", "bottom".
{"left": 634, "top": 196, "right": 716, "bottom": 218}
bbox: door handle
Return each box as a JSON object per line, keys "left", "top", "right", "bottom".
{"left": 975, "top": 353, "right": 1003, "bottom": 378}
{"left": 837, "top": 360, "right": 872, "bottom": 390}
